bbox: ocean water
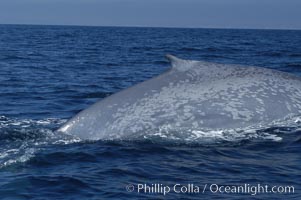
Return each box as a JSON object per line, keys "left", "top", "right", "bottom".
{"left": 0, "top": 25, "right": 300, "bottom": 199}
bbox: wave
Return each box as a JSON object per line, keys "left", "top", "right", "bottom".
{"left": 179, "top": 47, "right": 202, "bottom": 52}
{"left": 0, "top": 116, "right": 80, "bottom": 168}
{"left": 100, "top": 115, "right": 301, "bottom": 145}
{"left": 286, "top": 63, "right": 301, "bottom": 68}
{"left": 0, "top": 115, "right": 300, "bottom": 168}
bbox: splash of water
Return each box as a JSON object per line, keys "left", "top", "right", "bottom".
{"left": 0, "top": 116, "right": 81, "bottom": 168}
{"left": 0, "top": 114, "right": 300, "bottom": 168}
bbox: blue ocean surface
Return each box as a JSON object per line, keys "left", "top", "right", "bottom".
{"left": 0, "top": 25, "right": 300, "bottom": 199}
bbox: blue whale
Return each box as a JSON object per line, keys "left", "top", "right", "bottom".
{"left": 58, "top": 55, "right": 301, "bottom": 140}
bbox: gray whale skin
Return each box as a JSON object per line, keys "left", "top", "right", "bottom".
{"left": 58, "top": 55, "right": 301, "bottom": 140}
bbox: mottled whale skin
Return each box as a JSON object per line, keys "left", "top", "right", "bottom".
{"left": 58, "top": 55, "right": 301, "bottom": 140}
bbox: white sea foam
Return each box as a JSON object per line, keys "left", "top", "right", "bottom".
{"left": 0, "top": 116, "right": 79, "bottom": 168}
{"left": 0, "top": 116, "right": 67, "bottom": 129}
{"left": 1, "top": 148, "right": 35, "bottom": 168}
{"left": 138, "top": 115, "right": 301, "bottom": 143}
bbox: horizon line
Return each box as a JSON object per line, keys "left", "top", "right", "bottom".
{"left": 0, "top": 23, "right": 300, "bottom": 31}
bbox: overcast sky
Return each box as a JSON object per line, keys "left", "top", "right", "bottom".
{"left": 0, "top": 0, "right": 300, "bottom": 29}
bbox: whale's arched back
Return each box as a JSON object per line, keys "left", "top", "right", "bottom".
{"left": 58, "top": 55, "right": 301, "bottom": 140}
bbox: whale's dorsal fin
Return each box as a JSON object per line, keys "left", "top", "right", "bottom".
{"left": 165, "top": 54, "right": 184, "bottom": 65}
{"left": 165, "top": 54, "right": 196, "bottom": 71}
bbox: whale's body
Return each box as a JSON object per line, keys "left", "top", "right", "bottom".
{"left": 58, "top": 55, "right": 301, "bottom": 140}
